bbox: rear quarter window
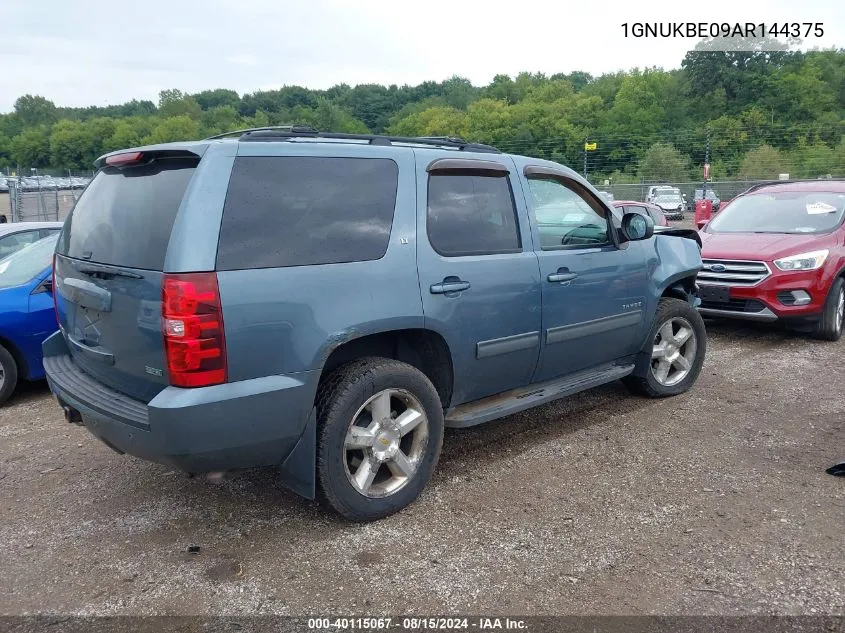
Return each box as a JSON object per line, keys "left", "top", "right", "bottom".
{"left": 57, "top": 156, "right": 198, "bottom": 270}
{"left": 216, "top": 156, "right": 399, "bottom": 270}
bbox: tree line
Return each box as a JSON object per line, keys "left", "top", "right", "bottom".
{"left": 1, "top": 46, "right": 843, "bottom": 183}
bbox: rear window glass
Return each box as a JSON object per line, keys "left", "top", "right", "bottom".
{"left": 216, "top": 156, "right": 399, "bottom": 270}
{"left": 57, "top": 156, "right": 197, "bottom": 270}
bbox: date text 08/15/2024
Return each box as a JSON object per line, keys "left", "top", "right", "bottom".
{"left": 307, "top": 617, "right": 528, "bottom": 630}
{"left": 621, "top": 22, "right": 824, "bottom": 38}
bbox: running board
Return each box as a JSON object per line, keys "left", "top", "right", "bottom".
{"left": 445, "top": 363, "right": 635, "bottom": 428}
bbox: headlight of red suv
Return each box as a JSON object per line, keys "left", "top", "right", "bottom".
{"left": 773, "top": 249, "right": 829, "bottom": 271}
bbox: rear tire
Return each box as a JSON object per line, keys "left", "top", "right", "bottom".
{"left": 623, "top": 297, "right": 706, "bottom": 398}
{"left": 316, "top": 357, "right": 444, "bottom": 522}
{"left": 811, "top": 277, "right": 844, "bottom": 342}
{"left": 0, "top": 345, "right": 19, "bottom": 406}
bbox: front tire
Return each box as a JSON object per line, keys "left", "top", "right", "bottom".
{"left": 623, "top": 297, "right": 707, "bottom": 398}
{"left": 316, "top": 357, "right": 444, "bottom": 522}
{"left": 811, "top": 277, "right": 844, "bottom": 342}
{"left": 0, "top": 345, "right": 18, "bottom": 406}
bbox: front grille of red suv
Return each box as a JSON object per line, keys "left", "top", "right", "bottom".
{"left": 699, "top": 258, "right": 771, "bottom": 286}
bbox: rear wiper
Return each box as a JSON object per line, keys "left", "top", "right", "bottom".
{"left": 76, "top": 263, "right": 144, "bottom": 279}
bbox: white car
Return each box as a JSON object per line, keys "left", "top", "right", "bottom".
{"left": 646, "top": 185, "right": 676, "bottom": 203}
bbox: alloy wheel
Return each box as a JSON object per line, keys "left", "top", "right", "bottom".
{"left": 343, "top": 389, "right": 429, "bottom": 498}
{"left": 650, "top": 317, "right": 698, "bottom": 387}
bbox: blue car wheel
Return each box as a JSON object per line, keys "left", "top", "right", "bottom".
{"left": 0, "top": 345, "right": 18, "bottom": 405}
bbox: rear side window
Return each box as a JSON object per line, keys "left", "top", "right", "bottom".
{"left": 427, "top": 173, "right": 521, "bottom": 256}
{"left": 216, "top": 157, "right": 398, "bottom": 270}
{"left": 57, "top": 156, "right": 198, "bottom": 270}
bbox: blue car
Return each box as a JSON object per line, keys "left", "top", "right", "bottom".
{"left": 0, "top": 233, "right": 60, "bottom": 404}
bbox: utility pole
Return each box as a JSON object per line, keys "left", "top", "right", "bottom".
{"left": 583, "top": 138, "right": 588, "bottom": 180}
{"left": 703, "top": 132, "right": 711, "bottom": 197}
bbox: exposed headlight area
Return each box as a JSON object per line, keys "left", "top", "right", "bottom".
{"left": 773, "top": 250, "right": 829, "bottom": 271}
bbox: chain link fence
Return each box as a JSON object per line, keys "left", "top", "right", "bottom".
{"left": 593, "top": 178, "right": 832, "bottom": 208}
{"left": 0, "top": 170, "right": 92, "bottom": 223}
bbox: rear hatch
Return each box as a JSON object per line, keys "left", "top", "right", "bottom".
{"left": 54, "top": 150, "right": 200, "bottom": 403}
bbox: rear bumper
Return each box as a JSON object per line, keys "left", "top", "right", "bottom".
{"left": 42, "top": 332, "right": 318, "bottom": 498}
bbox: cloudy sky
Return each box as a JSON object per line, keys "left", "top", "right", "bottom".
{"left": 1, "top": 0, "right": 842, "bottom": 112}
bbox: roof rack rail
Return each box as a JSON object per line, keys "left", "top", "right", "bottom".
{"left": 234, "top": 128, "right": 502, "bottom": 154}
{"left": 204, "top": 125, "right": 318, "bottom": 140}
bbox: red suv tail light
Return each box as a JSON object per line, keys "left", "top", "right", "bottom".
{"left": 162, "top": 273, "right": 227, "bottom": 388}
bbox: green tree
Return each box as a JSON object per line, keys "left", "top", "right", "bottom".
{"left": 638, "top": 143, "right": 690, "bottom": 182}
{"left": 144, "top": 116, "right": 201, "bottom": 145}
{"left": 10, "top": 126, "right": 51, "bottom": 168}
{"left": 312, "top": 100, "right": 369, "bottom": 133}
{"left": 49, "top": 119, "right": 90, "bottom": 168}
{"left": 14, "top": 95, "right": 58, "bottom": 127}
{"left": 107, "top": 117, "right": 154, "bottom": 151}
{"left": 201, "top": 106, "right": 242, "bottom": 136}
{"left": 388, "top": 106, "right": 467, "bottom": 138}
{"left": 158, "top": 89, "right": 203, "bottom": 119}
{"left": 739, "top": 144, "right": 791, "bottom": 179}
{"left": 795, "top": 143, "right": 839, "bottom": 178}
{"left": 193, "top": 89, "right": 240, "bottom": 111}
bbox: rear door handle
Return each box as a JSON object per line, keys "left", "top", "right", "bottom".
{"left": 548, "top": 272, "right": 578, "bottom": 283}
{"left": 430, "top": 278, "right": 471, "bottom": 294}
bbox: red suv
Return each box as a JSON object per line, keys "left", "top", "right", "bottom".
{"left": 698, "top": 180, "right": 845, "bottom": 340}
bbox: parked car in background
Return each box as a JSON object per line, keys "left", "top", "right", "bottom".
{"left": 44, "top": 130, "right": 706, "bottom": 521}
{"left": 0, "top": 233, "right": 60, "bottom": 404}
{"left": 698, "top": 180, "right": 845, "bottom": 340}
{"left": 597, "top": 191, "right": 615, "bottom": 204}
{"left": 694, "top": 188, "right": 721, "bottom": 211}
{"left": 652, "top": 192, "right": 685, "bottom": 220}
{"left": 0, "top": 177, "right": 9, "bottom": 193}
{"left": 0, "top": 222, "right": 64, "bottom": 259}
{"left": 612, "top": 200, "right": 669, "bottom": 226}
{"left": 646, "top": 185, "right": 675, "bottom": 203}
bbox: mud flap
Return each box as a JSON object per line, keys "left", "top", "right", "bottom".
{"left": 826, "top": 461, "right": 845, "bottom": 477}
{"left": 278, "top": 406, "right": 317, "bottom": 499}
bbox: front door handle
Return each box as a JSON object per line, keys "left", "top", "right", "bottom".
{"left": 548, "top": 271, "right": 578, "bottom": 283}
{"left": 430, "top": 277, "right": 471, "bottom": 295}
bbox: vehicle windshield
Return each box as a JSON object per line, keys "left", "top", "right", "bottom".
{"left": 706, "top": 191, "right": 845, "bottom": 234}
{"left": 0, "top": 233, "right": 58, "bottom": 288}
{"left": 655, "top": 195, "right": 682, "bottom": 203}
{"left": 696, "top": 190, "right": 718, "bottom": 199}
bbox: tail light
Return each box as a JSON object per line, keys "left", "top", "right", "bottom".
{"left": 162, "top": 273, "right": 227, "bottom": 388}
{"left": 52, "top": 253, "right": 59, "bottom": 325}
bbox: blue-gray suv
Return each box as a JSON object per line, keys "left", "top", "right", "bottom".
{"left": 43, "top": 128, "right": 706, "bottom": 521}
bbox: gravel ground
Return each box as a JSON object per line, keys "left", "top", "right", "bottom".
{"left": 0, "top": 317, "right": 843, "bottom": 617}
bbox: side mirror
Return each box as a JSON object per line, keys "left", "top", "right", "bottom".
{"left": 620, "top": 211, "right": 654, "bottom": 242}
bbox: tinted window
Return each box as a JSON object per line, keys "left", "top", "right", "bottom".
{"left": 426, "top": 173, "right": 521, "bottom": 257}
{"left": 217, "top": 157, "right": 398, "bottom": 270}
{"left": 526, "top": 177, "right": 609, "bottom": 249}
{"left": 57, "top": 156, "right": 198, "bottom": 270}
